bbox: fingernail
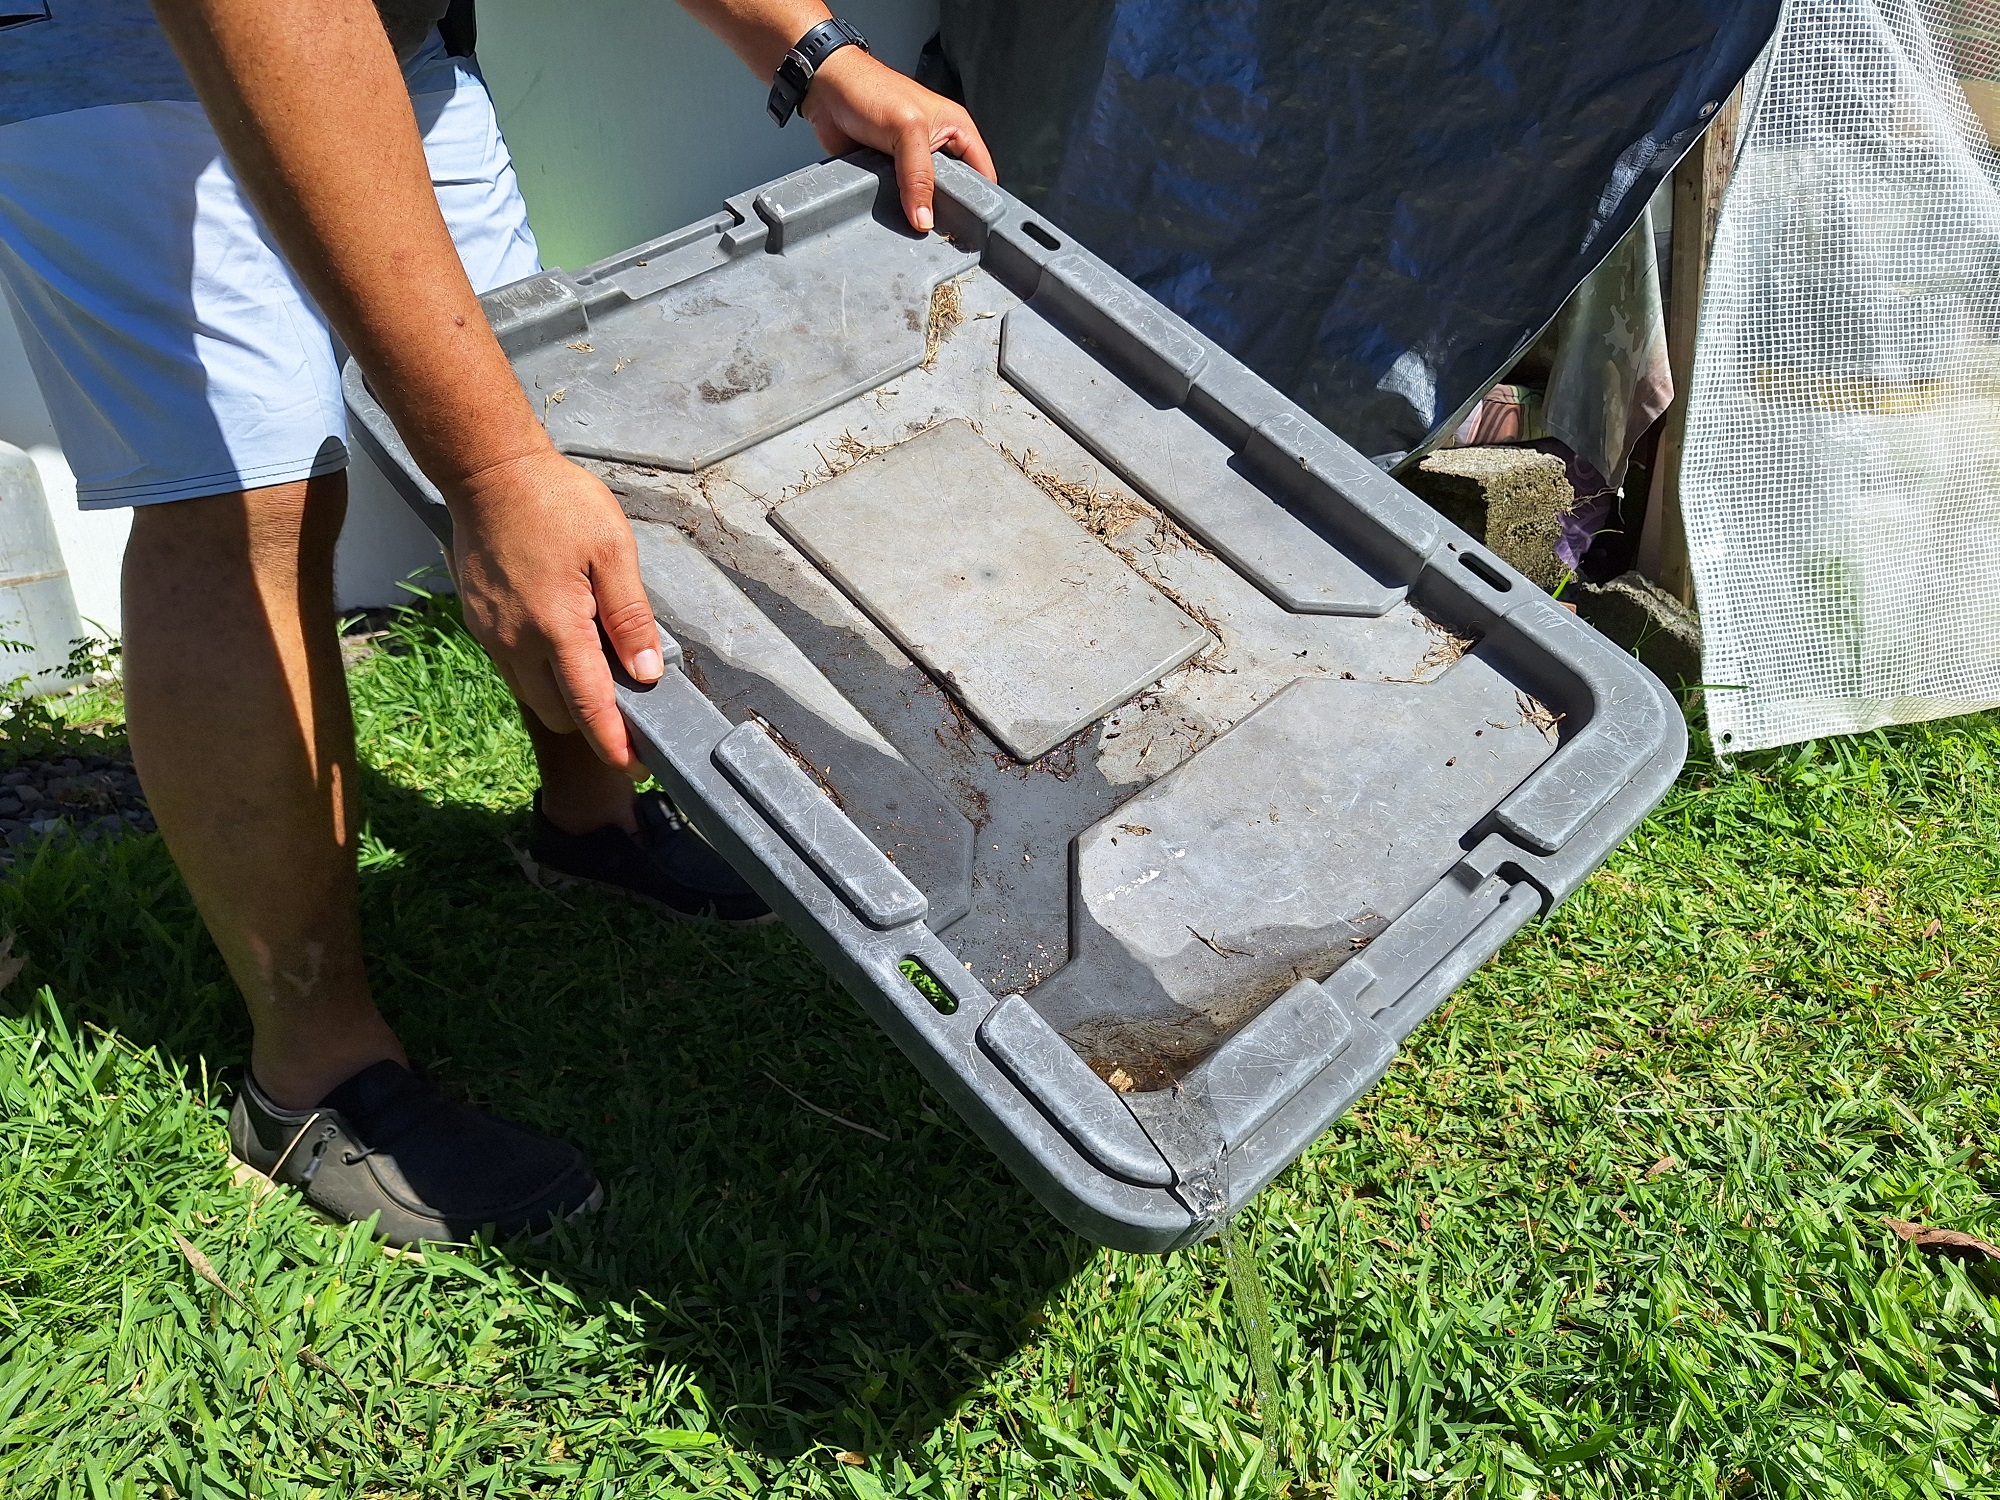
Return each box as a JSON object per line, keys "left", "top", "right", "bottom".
{"left": 915, "top": 205, "right": 934, "bottom": 232}
{"left": 633, "top": 648, "right": 663, "bottom": 680}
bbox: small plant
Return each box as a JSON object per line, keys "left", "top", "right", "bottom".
{"left": 0, "top": 628, "right": 124, "bottom": 761}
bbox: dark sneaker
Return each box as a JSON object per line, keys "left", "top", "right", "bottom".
{"left": 525, "top": 789, "right": 772, "bottom": 925}
{"left": 228, "top": 1060, "right": 603, "bottom": 1246}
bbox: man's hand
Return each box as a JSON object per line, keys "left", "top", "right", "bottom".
{"left": 447, "top": 452, "right": 663, "bottom": 776}
{"left": 801, "top": 46, "right": 995, "bottom": 233}
{"left": 678, "top": 2, "right": 996, "bottom": 233}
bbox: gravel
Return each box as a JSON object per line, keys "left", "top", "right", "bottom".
{"left": 0, "top": 754, "right": 155, "bottom": 858}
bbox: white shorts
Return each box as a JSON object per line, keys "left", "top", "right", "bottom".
{"left": 0, "top": 37, "right": 540, "bottom": 509}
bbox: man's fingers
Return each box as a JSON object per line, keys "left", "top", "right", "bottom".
{"left": 895, "top": 123, "right": 938, "bottom": 233}
{"left": 591, "top": 545, "right": 664, "bottom": 683}
{"left": 512, "top": 658, "right": 578, "bottom": 738}
{"left": 942, "top": 113, "right": 997, "bottom": 183}
{"left": 550, "top": 638, "right": 644, "bottom": 778}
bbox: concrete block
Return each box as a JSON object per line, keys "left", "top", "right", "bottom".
{"left": 1402, "top": 446, "right": 1573, "bottom": 590}
{"left": 1571, "top": 570, "right": 1703, "bottom": 694}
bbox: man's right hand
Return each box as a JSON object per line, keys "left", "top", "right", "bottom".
{"left": 446, "top": 450, "right": 664, "bottom": 777}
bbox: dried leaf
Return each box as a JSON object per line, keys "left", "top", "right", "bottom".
{"left": 299, "top": 1345, "right": 362, "bottom": 1406}
{"left": 1884, "top": 1217, "right": 2000, "bottom": 1262}
{"left": 923, "top": 277, "right": 964, "bottom": 369}
{"left": 229, "top": 1157, "right": 277, "bottom": 1198}
{"left": 173, "top": 1231, "right": 245, "bottom": 1307}
{"left": 1647, "top": 1156, "right": 1677, "bottom": 1180}
{"left": 837, "top": 1451, "right": 869, "bottom": 1466}
{"left": 1922, "top": 917, "right": 1943, "bottom": 939}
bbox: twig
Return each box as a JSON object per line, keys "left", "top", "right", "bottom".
{"left": 1187, "top": 927, "right": 1252, "bottom": 958}
{"left": 760, "top": 1071, "right": 891, "bottom": 1142}
{"left": 299, "top": 1346, "right": 363, "bottom": 1409}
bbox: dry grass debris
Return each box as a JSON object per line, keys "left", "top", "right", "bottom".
{"left": 923, "top": 277, "right": 966, "bottom": 369}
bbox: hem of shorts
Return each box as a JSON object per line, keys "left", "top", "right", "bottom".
{"left": 75, "top": 445, "right": 350, "bottom": 510}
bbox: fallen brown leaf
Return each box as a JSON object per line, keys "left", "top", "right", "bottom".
{"left": 1884, "top": 1217, "right": 2000, "bottom": 1262}
{"left": 299, "top": 1345, "right": 362, "bottom": 1406}
{"left": 837, "top": 1451, "right": 868, "bottom": 1467}
{"left": 173, "top": 1231, "right": 246, "bottom": 1307}
{"left": 1923, "top": 918, "right": 1943, "bottom": 939}
{"left": 1647, "top": 1156, "right": 1677, "bottom": 1180}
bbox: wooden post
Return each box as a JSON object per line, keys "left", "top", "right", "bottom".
{"left": 1637, "top": 86, "right": 1743, "bottom": 605}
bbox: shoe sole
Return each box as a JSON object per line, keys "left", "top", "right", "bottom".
{"left": 228, "top": 1153, "right": 607, "bottom": 1247}
{"left": 522, "top": 856, "right": 779, "bottom": 928}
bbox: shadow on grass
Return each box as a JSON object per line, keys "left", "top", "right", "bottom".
{"left": 0, "top": 745, "right": 1089, "bottom": 1460}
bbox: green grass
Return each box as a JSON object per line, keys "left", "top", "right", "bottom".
{"left": 4, "top": 599, "right": 1999, "bottom": 1498}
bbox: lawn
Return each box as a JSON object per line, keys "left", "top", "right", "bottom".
{"left": 3, "top": 600, "right": 1999, "bottom": 1498}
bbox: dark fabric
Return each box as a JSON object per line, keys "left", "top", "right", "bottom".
{"left": 438, "top": 0, "right": 476, "bottom": 57}
{"left": 938, "top": 0, "right": 1780, "bottom": 460}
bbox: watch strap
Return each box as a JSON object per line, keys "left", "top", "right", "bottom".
{"left": 768, "top": 16, "right": 870, "bottom": 127}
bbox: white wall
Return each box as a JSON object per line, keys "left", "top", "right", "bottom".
{"left": 0, "top": 0, "right": 941, "bottom": 630}
{"left": 477, "top": 0, "right": 940, "bottom": 270}
{"left": 0, "top": 312, "right": 130, "bottom": 635}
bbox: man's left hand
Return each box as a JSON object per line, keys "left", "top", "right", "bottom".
{"left": 800, "top": 46, "right": 996, "bottom": 234}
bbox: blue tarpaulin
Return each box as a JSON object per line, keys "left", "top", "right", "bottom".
{"left": 930, "top": 0, "right": 1782, "bottom": 460}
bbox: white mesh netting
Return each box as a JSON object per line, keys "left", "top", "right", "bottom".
{"left": 1682, "top": 0, "right": 2000, "bottom": 753}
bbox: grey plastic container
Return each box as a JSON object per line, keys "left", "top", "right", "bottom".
{"left": 347, "top": 151, "right": 1686, "bottom": 1253}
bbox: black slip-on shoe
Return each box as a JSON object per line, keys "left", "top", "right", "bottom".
{"left": 525, "top": 789, "right": 773, "bottom": 926}
{"left": 228, "top": 1060, "right": 603, "bottom": 1247}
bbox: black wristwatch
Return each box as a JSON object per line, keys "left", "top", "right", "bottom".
{"left": 767, "top": 16, "right": 870, "bottom": 127}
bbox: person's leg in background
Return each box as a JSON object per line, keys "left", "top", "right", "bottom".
{"left": 410, "top": 41, "right": 633, "bottom": 838}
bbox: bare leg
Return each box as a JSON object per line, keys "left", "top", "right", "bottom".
{"left": 525, "top": 711, "right": 641, "bottom": 835}
{"left": 123, "top": 472, "right": 405, "bottom": 1109}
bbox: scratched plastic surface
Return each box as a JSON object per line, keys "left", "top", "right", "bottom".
{"left": 345, "top": 152, "right": 1686, "bottom": 1251}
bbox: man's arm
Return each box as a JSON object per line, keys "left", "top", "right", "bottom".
{"left": 149, "top": 0, "right": 992, "bottom": 773}
{"left": 153, "top": 0, "right": 662, "bottom": 773}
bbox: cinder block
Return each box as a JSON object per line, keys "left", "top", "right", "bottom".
{"left": 1572, "top": 570, "right": 1703, "bottom": 696}
{"left": 1403, "top": 446, "right": 1573, "bottom": 591}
